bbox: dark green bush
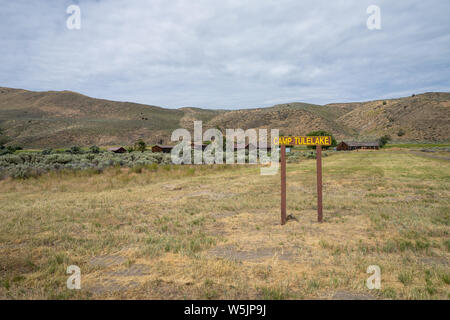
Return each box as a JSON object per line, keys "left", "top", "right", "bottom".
{"left": 67, "top": 146, "right": 82, "bottom": 154}
{"left": 7, "top": 145, "right": 22, "bottom": 153}
{"left": 89, "top": 145, "right": 100, "bottom": 154}
{"left": 134, "top": 139, "right": 147, "bottom": 152}
{"left": 0, "top": 148, "right": 11, "bottom": 155}
{"left": 378, "top": 135, "right": 391, "bottom": 147}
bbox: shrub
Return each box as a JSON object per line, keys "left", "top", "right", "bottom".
{"left": 131, "top": 165, "right": 144, "bottom": 174}
{"left": 398, "top": 271, "right": 413, "bottom": 286}
{"left": 378, "top": 135, "right": 391, "bottom": 148}
{"left": 383, "top": 101, "right": 387, "bottom": 105}
{"left": 0, "top": 127, "right": 10, "bottom": 148}
{"left": 3, "top": 145, "right": 23, "bottom": 153}
{"left": 0, "top": 148, "right": 12, "bottom": 156}
{"left": 67, "top": 146, "right": 82, "bottom": 154}
{"left": 56, "top": 155, "right": 73, "bottom": 164}
{"left": 134, "top": 139, "right": 147, "bottom": 152}
{"left": 444, "top": 239, "right": 450, "bottom": 252}
{"left": 382, "top": 287, "right": 397, "bottom": 299}
{"left": 42, "top": 149, "right": 53, "bottom": 155}
{"left": 89, "top": 145, "right": 100, "bottom": 154}
{"left": 0, "top": 150, "right": 171, "bottom": 180}
{"left": 397, "top": 129, "right": 405, "bottom": 137}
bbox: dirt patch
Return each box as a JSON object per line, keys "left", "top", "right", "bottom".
{"left": 85, "top": 279, "right": 140, "bottom": 295}
{"left": 411, "top": 151, "right": 450, "bottom": 161}
{"left": 187, "top": 191, "right": 236, "bottom": 201}
{"left": 88, "top": 255, "right": 127, "bottom": 268}
{"left": 173, "top": 190, "right": 236, "bottom": 201}
{"left": 332, "top": 290, "right": 377, "bottom": 300}
{"left": 108, "top": 264, "right": 151, "bottom": 277}
{"left": 211, "top": 211, "right": 238, "bottom": 219}
{"left": 162, "top": 184, "right": 182, "bottom": 191}
{"left": 0, "top": 242, "right": 27, "bottom": 250}
{"left": 0, "top": 253, "right": 36, "bottom": 274}
{"left": 208, "top": 244, "right": 297, "bottom": 262}
{"left": 288, "top": 186, "right": 310, "bottom": 192}
{"left": 130, "top": 279, "right": 195, "bottom": 299}
{"left": 420, "top": 257, "right": 450, "bottom": 267}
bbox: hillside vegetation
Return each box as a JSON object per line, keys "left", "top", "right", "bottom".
{"left": 0, "top": 87, "right": 448, "bottom": 148}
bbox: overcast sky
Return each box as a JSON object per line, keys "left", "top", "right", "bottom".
{"left": 1, "top": 0, "right": 449, "bottom": 109}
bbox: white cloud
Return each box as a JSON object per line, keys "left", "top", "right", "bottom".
{"left": 0, "top": 0, "right": 449, "bottom": 108}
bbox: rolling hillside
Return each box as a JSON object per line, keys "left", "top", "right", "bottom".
{"left": 334, "top": 92, "right": 450, "bottom": 141}
{"left": 0, "top": 87, "right": 448, "bottom": 148}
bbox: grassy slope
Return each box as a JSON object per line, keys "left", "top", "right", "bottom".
{"left": 1, "top": 87, "right": 449, "bottom": 148}
{"left": 0, "top": 150, "right": 448, "bottom": 299}
{"left": 205, "top": 102, "right": 359, "bottom": 139}
{"left": 0, "top": 87, "right": 188, "bottom": 148}
{"left": 335, "top": 92, "right": 450, "bottom": 141}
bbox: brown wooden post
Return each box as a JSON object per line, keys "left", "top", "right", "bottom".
{"left": 316, "top": 145, "right": 323, "bottom": 222}
{"left": 281, "top": 144, "right": 287, "bottom": 225}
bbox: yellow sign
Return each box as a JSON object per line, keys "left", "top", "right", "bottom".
{"left": 273, "top": 136, "right": 332, "bottom": 146}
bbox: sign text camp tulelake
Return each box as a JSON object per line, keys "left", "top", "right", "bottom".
{"left": 273, "top": 136, "right": 331, "bottom": 224}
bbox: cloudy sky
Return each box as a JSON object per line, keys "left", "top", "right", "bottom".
{"left": 1, "top": 0, "right": 449, "bottom": 108}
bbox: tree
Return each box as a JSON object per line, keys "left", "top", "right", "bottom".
{"left": 306, "top": 130, "right": 337, "bottom": 150}
{"left": 378, "top": 135, "right": 391, "bottom": 148}
{"left": 134, "top": 139, "right": 147, "bottom": 152}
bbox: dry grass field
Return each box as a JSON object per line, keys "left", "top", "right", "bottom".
{"left": 0, "top": 150, "right": 449, "bottom": 299}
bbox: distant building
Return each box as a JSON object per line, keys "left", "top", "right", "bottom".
{"left": 152, "top": 145, "right": 174, "bottom": 153}
{"left": 108, "top": 147, "right": 127, "bottom": 153}
{"left": 336, "top": 141, "right": 380, "bottom": 151}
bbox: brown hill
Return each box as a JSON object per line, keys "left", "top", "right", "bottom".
{"left": 205, "top": 102, "right": 358, "bottom": 139}
{"left": 334, "top": 92, "right": 450, "bottom": 141}
{"left": 0, "top": 87, "right": 448, "bottom": 148}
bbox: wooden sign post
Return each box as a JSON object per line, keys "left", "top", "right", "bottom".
{"left": 280, "top": 144, "right": 287, "bottom": 225}
{"left": 316, "top": 145, "right": 323, "bottom": 222}
{"left": 273, "top": 136, "right": 331, "bottom": 224}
